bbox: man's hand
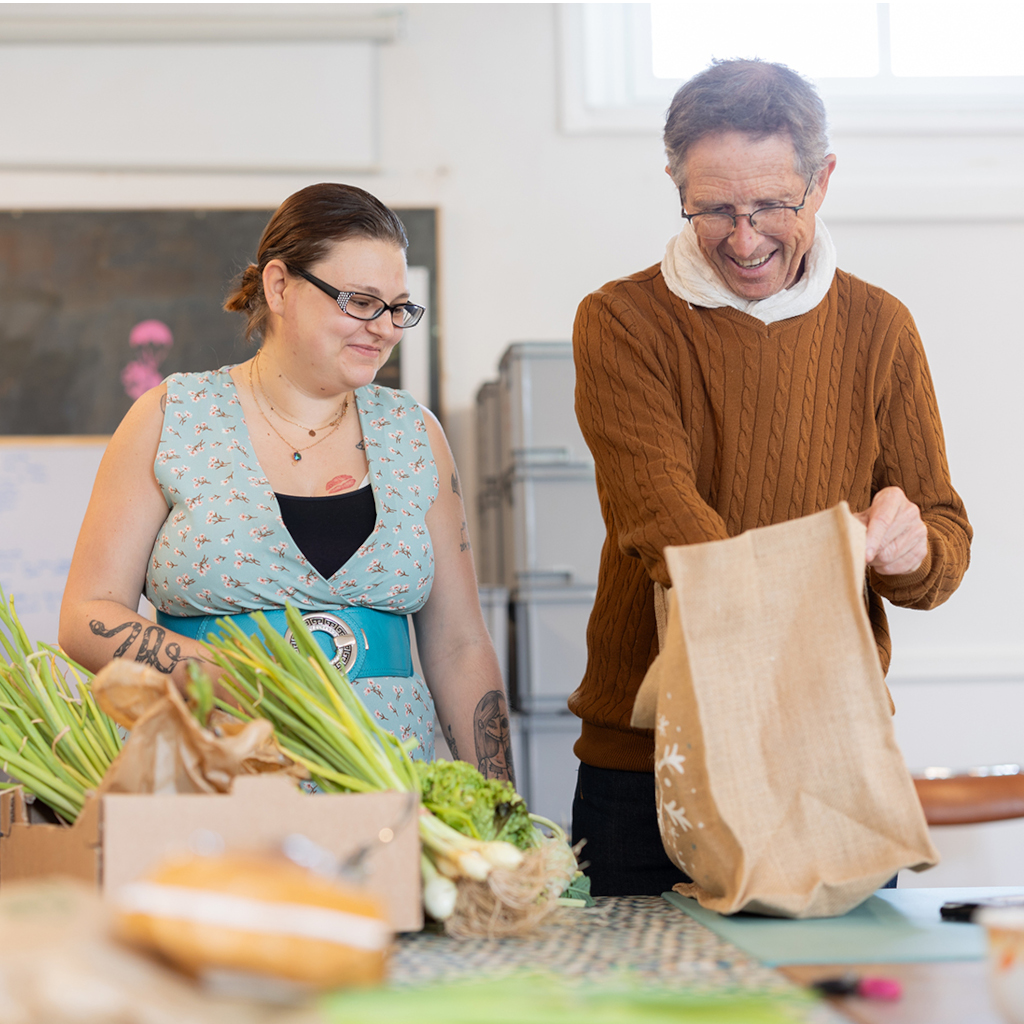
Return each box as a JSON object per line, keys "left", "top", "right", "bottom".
{"left": 853, "top": 487, "right": 928, "bottom": 576}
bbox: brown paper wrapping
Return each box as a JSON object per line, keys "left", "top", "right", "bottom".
{"left": 91, "top": 660, "right": 304, "bottom": 796}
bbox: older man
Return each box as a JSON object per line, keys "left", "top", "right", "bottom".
{"left": 570, "top": 59, "right": 972, "bottom": 896}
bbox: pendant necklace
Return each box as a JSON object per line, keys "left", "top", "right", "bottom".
{"left": 254, "top": 350, "right": 347, "bottom": 437}
{"left": 248, "top": 356, "right": 349, "bottom": 463}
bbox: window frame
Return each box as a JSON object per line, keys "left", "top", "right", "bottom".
{"left": 557, "top": 3, "right": 1024, "bottom": 137}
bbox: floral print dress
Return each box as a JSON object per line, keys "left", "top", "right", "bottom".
{"left": 146, "top": 367, "right": 439, "bottom": 757}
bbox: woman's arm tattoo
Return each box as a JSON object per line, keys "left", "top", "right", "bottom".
{"left": 445, "top": 722, "right": 460, "bottom": 761}
{"left": 472, "top": 689, "right": 514, "bottom": 783}
{"left": 89, "top": 619, "right": 196, "bottom": 674}
{"left": 89, "top": 619, "right": 142, "bottom": 658}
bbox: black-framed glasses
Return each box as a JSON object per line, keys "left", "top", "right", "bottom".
{"left": 291, "top": 266, "right": 425, "bottom": 328}
{"left": 681, "top": 176, "right": 815, "bottom": 241}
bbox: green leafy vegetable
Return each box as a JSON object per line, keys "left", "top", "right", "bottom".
{"left": 416, "top": 759, "right": 538, "bottom": 850}
{"left": 197, "top": 606, "right": 588, "bottom": 931}
{"left": 558, "top": 871, "right": 595, "bottom": 907}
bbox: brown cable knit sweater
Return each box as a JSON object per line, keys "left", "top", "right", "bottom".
{"left": 570, "top": 264, "right": 972, "bottom": 773}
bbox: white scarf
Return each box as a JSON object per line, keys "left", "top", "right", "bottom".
{"left": 660, "top": 215, "right": 837, "bottom": 325}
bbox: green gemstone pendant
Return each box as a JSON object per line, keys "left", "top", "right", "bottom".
{"left": 292, "top": 451, "right": 302, "bottom": 462}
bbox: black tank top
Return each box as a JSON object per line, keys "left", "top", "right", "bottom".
{"left": 275, "top": 485, "right": 377, "bottom": 580}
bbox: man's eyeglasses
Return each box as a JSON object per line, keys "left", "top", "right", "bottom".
{"left": 291, "top": 266, "right": 426, "bottom": 328}
{"left": 681, "top": 176, "right": 815, "bottom": 241}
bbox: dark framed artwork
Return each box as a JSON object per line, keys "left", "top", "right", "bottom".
{"left": 0, "top": 207, "right": 439, "bottom": 435}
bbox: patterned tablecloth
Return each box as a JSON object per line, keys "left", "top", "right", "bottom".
{"left": 388, "top": 896, "right": 849, "bottom": 1022}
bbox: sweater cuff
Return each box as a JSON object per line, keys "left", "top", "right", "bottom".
{"left": 869, "top": 544, "right": 933, "bottom": 595}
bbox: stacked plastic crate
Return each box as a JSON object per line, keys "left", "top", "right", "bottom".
{"left": 474, "top": 380, "right": 504, "bottom": 589}
{"left": 489, "top": 342, "right": 606, "bottom": 829}
{"left": 474, "top": 379, "right": 509, "bottom": 687}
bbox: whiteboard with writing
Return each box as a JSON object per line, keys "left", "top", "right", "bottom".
{"left": 0, "top": 438, "right": 108, "bottom": 645}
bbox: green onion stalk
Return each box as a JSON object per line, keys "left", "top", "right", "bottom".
{"left": 0, "top": 586, "right": 122, "bottom": 822}
{"left": 198, "top": 605, "right": 579, "bottom": 925}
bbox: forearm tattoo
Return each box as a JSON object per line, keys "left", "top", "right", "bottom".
{"left": 473, "top": 689, "right": 513, "bottom": 783}
{"left": 89, "top": 619, "right": 194, "bottom": 674}
{"left": 451, "top": 471, "right": 470, "bottom": 552}
{"left": 90, "top": 619, "right": 142, "bottom": 658}
{"left": 445, "top": 722, "right": 460, "bottom": 761}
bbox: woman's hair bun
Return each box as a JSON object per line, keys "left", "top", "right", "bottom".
{"left": 223, "top": 264, "right": 262, "bottom": 314}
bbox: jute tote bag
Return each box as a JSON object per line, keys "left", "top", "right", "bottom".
{"left": 632, "top": 503, "right": 938, "bottom": 918}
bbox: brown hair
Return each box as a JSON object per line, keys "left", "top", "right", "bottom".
{"left": 224, "top": 182, "right": 409, "bottom": 342}
{"left": 664, "top": 59, "right": 830, "bottom": 197}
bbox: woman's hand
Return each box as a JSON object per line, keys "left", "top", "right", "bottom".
{"left": 413, "top": 411, "right": 514, "bottom": 784}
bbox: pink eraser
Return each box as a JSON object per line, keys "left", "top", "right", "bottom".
{"left": 858, "top": 976, "right": 903, "bottom": 1001}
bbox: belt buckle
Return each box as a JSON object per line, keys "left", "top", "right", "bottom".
{"left": 284, "top": 611, "right": 359, "bottom": 673}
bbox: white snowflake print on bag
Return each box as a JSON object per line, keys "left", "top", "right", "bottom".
{"left": 655, "top": 702, "right": 695, "bottom": 848}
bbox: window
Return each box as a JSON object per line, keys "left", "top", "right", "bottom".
{"left": 559, "top": 2, "right": 1024, "bottom": 134}
{"left": 650, "top": 3, "right": 880, "bottom": 81}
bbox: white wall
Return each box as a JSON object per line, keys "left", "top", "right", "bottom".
{"left": 0, "top": 5, "right": 679, "bottom": 443}
{"left": 2, "top": 2, "right": 1023, "bottom": 880}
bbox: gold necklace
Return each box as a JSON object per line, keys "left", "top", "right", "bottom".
{"left": 254, "top": 350, "right": 348, "bottom": 436}
{"left": 248, "top": 358, "right": 349, "bottom": 463}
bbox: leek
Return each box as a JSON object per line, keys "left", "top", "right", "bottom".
{"left": 0, "top": 586, "right": 122, "bottom": 822}
{"left": 199, "top": 606, "right": 576, "bottom": 925}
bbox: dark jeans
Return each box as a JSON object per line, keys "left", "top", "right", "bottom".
{"left": 572, "top": 762, "right": 898, "bottom": 896}
{"left": 572, "top": 762, "right": 692, "bottom": 896}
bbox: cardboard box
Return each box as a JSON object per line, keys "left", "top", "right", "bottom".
{"left": 0, "top": 774, "right": 423, "bottom": 932}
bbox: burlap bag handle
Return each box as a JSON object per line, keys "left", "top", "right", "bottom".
{"left": 631, "top": 582, "right": 673, "bottom": 732}
{"left": 654, "top": 581, "right": 670, "bottom": 652}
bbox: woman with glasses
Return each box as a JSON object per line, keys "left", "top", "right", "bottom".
{"left": 59, "top": 182, "right": 513, "bottom": 779}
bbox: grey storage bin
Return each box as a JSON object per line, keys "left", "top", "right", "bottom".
{"left": 498, "top": 342, "right": 592, "bottom": 472}
{"left": 474, "top": 379, "right": 502, "bottom": 485}
{"left": 502, "top": 462, "right": 604, "bottom": 589}
{"left": 477, "top": 584, "right": 510, "bottom": 688}
{"left": 509, "top": 711, "right": 527, "bottom": 788}
{"left": 513, "top": 711, "right": 581, "bottom": 831}
{"left": 475, "top": 484, "right": 505, "bottom": 586}
{"left": 511, "top": 584, "right": 595, "bottom": 713}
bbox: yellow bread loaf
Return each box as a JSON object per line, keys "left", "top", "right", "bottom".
{"left": 114, "top": 852, "right": 390, "bottom": 988}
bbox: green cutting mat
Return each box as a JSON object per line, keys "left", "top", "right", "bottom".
{"left": 664, "top": 886, "right": 1024, "bottom": 965}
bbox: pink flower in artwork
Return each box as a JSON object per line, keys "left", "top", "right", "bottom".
{"left": 120, "top": 358, "right": 164, "bottom": 400}
{"left": 121, "top": 319, "right": 174, "bottom": 400}
{"left": 129, "top": 319, "right": 174, "bottom": 348}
